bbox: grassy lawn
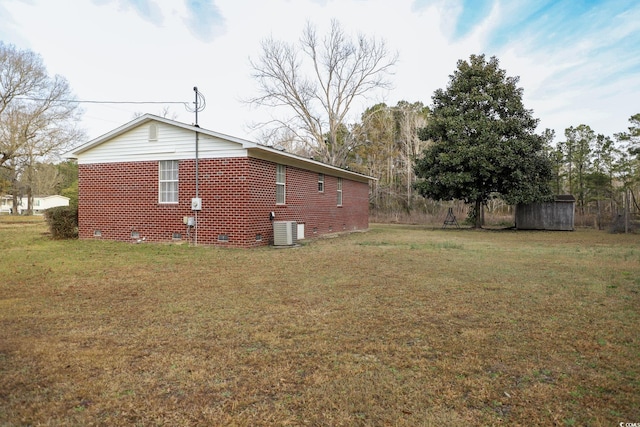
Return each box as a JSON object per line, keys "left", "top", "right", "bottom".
{"left": 1, "top": 219, "right": 639, "bottom": 426}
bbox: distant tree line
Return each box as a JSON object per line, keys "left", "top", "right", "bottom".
{"left": 544, "top": 117, "right": 640, "bottom": 228}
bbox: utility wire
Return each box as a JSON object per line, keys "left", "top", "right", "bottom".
{"left": 14, "top": 97, "right": 189, "bottom": 106}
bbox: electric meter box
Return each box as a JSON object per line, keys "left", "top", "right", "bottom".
{"left": 191, "top": 197, "right": 202, "bottom": 211}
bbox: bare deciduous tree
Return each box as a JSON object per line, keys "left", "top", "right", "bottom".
{"left": 132, "top": 106, "right": 179, "bottom": 120}
{"left": 248, "top": 19, "right": 397, "bottom": 167}
{"left": 350, "top": 101, "right": 429, "bottom": 213}
{"left": 394, "top": 101, "right": 430, "bottom": 208}
{"left": 0, "top": 42, "right": 84, "bottom": 214}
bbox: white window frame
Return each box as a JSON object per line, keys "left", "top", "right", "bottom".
{"left": 276, "top": 164, "right": 286, "bottom": 205}
{"left": 159, "top": 160, "right": 179, "bottom": 204}
{"left": 337, "top": 178, "right": 343, "bottom": 206}
{"left": 318, "top": 173, "right": 324, "bottom": 192}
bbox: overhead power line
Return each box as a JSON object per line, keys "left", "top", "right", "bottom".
{"left": 14, "top": 97, "right": 189, "bottom": 106}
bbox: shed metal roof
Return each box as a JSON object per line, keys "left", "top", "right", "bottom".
{"left": 555, "top": 195, "right": 576, "bottom": 202}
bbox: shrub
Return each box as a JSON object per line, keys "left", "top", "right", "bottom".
{"left": 44, "top": 206, "right": 78, "bottom": 239}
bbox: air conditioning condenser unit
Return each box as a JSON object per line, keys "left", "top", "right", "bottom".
{"left": 273, "top": 221, "right": 297, "bottom": 246}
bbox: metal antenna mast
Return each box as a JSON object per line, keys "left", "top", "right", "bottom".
{"left": 191, "top": 86, "right": 206, "bottom": 126}
{"left": 189, "top": 86, "right": 206, "bottom": 196}
{"left": 186, "top": 87, "right": 206, "bottom": 245}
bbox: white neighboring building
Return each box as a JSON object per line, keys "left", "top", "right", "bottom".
{"left": 0, "top": 195, "right": 70, "bottom": 215}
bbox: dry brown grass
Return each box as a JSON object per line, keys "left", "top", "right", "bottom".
{"left": 1, "top": 221, "right": 639, "bottom": 426}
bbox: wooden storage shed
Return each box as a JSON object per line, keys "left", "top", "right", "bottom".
{"left": 515, "top": 195, "right": 575, "bottom": 231}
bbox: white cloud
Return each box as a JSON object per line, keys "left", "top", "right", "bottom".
{"left": 182, "top": 0, "right": 226, "bottom": 42}
{"left": 91, "top": 0, "right": 165, "bottom": 25}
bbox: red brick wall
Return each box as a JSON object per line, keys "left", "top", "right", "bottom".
{"left": 247, "top": 159, "right": 369, "bottom": 240}
{"left": 78, "top": 157, "right": 369, "bottom": 248}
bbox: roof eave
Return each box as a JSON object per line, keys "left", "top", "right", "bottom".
{"left": 246, "top": 146, "right": 374, "bottom": 183}
{"left": 66, "top": 114, "right": 375, "bottom": 182}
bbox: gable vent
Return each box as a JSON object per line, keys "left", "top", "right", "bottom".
{"left": 149, "top": 123, "right": 158, "bottom": 141}
{"left": 273, "top": 221, "right": 297, "bottom": 246}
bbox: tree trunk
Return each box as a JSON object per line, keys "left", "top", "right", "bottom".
{"left": 11, "top": 193, "right": 18, "bottom": 215}
{"left": 474, "top": 198, "right": 482, "bottom": 229}
{"left": 27, "top": 186, "right": 33, "bottom": 216}
{"left": 11, "top": 174, "right": 19, "bottom": 215}
{"left": 407, "top": 160, "right": 411, "bottom": 211}
{"left": 625, "top": 189, "right": 630, "bottom": 234}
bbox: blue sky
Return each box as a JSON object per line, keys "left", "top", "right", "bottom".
{"left": 1, "top": 0, "right": 638, "bottom": 144}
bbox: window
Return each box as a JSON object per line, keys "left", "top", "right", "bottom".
{"left": 276, "top": 164, "right": 286, "bottom": 204}
{"left": 337, "top": 178, "right": 343, "bottom": 206}
{"left": 159, "top": 160, "right": 178, "bottom": 203}
{"left": 318, "top": 173, "right": 324, "bottom": 192}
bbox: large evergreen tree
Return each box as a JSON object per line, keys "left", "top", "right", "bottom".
{"left": 618, "top": 113, "right": 640, "bottom": 157}
{"left": 563, "top": 124, "right": 595, "bottom": 213}
{"left": 414, "top": 54, "right": 552, "bottom": 228}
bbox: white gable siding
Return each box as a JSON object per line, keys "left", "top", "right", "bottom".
{"left": 77, "top": 122, "right": 247, "bottom": 164}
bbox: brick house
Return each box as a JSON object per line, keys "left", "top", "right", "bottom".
{"left": 68, "top": 114, "right": 372, "bottom": 247}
